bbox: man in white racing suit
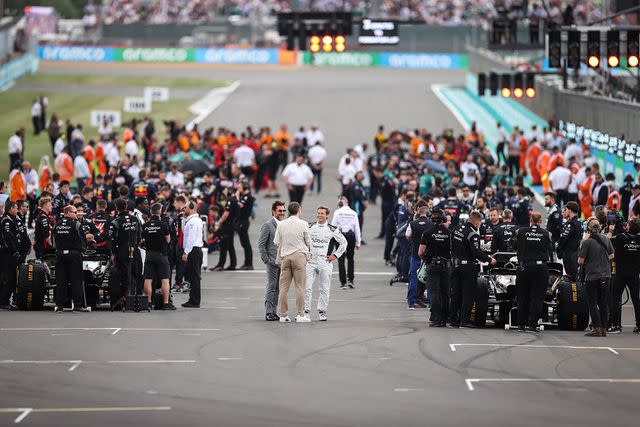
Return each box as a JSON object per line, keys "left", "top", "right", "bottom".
{"left": 304, "top": 205, "right": 347, "bottom": 321}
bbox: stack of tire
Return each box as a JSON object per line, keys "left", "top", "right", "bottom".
{"left": 16, "top": 260, "right": 47, "bottom": 310}
{"left": 556, "top": 276, "right": 589, "bottom": 330}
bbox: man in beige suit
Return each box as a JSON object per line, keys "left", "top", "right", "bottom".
{"left": 274, "top": 202, "right": 311, "bottom": 323}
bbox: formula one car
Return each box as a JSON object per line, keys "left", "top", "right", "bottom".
{"left": 16, "top": 250, "right": 114, "bottom": 310}
{"left": 470, "top": 252, "right": 589, "bottom": 331}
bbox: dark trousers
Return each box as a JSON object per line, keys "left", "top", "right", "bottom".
{"left": 383, "top": 220, "right": 395, "bottom": 261}
{"left": 265, "top": 264, "right": 280, "bottom": 316}
{"left": 32, "top": 116, "right": 41, "bottom": 135}
{"left": 586, "top": 277, "right": 611, "bottom": 329}
{"left": 427, "top": 265, "right": 450, "bottom": 323}
{"left": 9, "top": 153, "right": 20, "bottom": 172}
{"left": 132, "top": 249, "right": 143, "bottom": 294}
{"left": 27, "top": 194, "right": 37, "bottom": 228}
{"left": 236, "top": 221, "right": 252, "bottom": 267}
{"left": 507, "top": 155, "right": 520, "bottom": 177}
{"left": 407, "top": 256, "right": 421, "bottom": 306}
{"left": 186, "top": 247, "right": 203, "bottom": 305}
{"left": 496, "top": 142, "right": 507, "bottom": 167}
{"left": 563, "top": 249, "right": 579, "bottom": 281}
{"left": 610, "top": 273, "right": 640, "bottom": 327}
{"left": 0, "top": 251, "right": 19, "bottom": 306}
{"left": 396, "top": 238, "right": 410, "bottom": 279}
{"left": 449, "top": 264, "right": 478, "bottom": 325}
{"left": 111, "top": 257, "right": 131, "bottom": 305}
{"left": 55, "top": 251, "right": 84, "bottom": 308}
{"left": 516, "top": 264, "right": 549, "bottom": 328}
{"left": 338, "top": 231, "right": 356, "bottom": 285}
{"left": 288, "top": 185, "right": 306, "bottom": 204}
{"left": 556, "top": 189, "right": 569, "bottom": 208}
{"left": 217, "top": 230, "right": 236, "bottom": 268}
{"left": 380, "top": 202, "right": 393, "bottom": 238}
{"left": 312, "top": 167, "right": 322, "bottom": 193}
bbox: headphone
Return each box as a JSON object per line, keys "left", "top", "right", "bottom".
{"left": 337, "top": 197, "right": 345, "bottom": 208}
{"left": 585, "top": 217, "right": 602, "bottom": 234}
{"left": 188, "top": 201, "right": 196, "bottom": 210}
{"left": 431, "top": 207, "right": 446, "bottom": 224}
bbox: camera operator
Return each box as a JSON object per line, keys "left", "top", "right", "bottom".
{"left": 34, "top": 197, "right": 54, "bottom": 259}
{"left": 54, "top": 205, "right": 89, "bottom": 313}
{"left": 450, "top": 210, "right": 496, "bottom": 328}
{"left": 578, "top": 217, "right": 615, "bottom": 337}
{"left": 142, "top": 203, "right": 175, "bottom": 310}
{"left": 557, "top": 201, "right": 582, "bottom": 281}
{"left": 514, "top": 212, "right": 555, "bottom": 332}
{"left": 0, "top": 202, "right": 21, "bottom": 310}
{"left": 609, "top": 218, "right": 640, "bottom": 334}
{"left": 108, "top": 198, "right": 140, "bottom": 310}
{"left": 418, "top": 208, "right": 451, "bottom": 327}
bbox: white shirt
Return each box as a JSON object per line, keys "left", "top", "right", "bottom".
{"left": 549, "top": 166, "right": 572, "bottom": 191}
{"left": 23, "top": 169, "right": 39, "bottom": 194}
{"left": 341, "top": 163, "right": 357, "bottom": 185}
{"left": 98, "top": 122, "right": 113, "bottom": 137}
{"left": 53, "top": 138, "right": 65, "bottom": 157}
{"left": 460, "top": 161, "right": 479, "bottom": 186}
{"left": 167, "top": 171, "right": 185, "bottom": 187}
{"left": 31, "top": 102, "right": 42, "bottom": 118}
{"left": 233, "top": 145, "right": 255, "bottom": 167}
{"left": 74, "top": 156, "right": 91, "bottom": 179}
{"left": 306, "top": 129, "right": 324, "bottom": 147}
{"left": 353, "top": 144, "right": 367, "bottom": 159}
{"left": 331, "top": 206, "right": 361, "bottom": 246}
{"left": 182, "top": 214, "right": 204, "bottom": 255}
{"left": 125, "top": 139, "right": 139, "bottom": 159}
{"left": 307, "top": 144, "right": 327, "bottom": 165}
{"left": 71, "top": 128, "right": 85, "bottom": 143}
{"left": 8, "top": 135, "right": 22, "bottom": 154}
{"left": 105, "top": 142, "right": 120, "bottom": 167}
{"left": 282, "top": 162, "right": 313, "bottom": 186}
{"left": 564, "top": 143, "right": 582, "bottom": 162}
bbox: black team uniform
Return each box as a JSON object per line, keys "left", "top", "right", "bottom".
{"left": 54, "top": 214, "right": 88, "bottom": 311}
{"left": 513, "top": 223, "right": 554, "bottom": 331}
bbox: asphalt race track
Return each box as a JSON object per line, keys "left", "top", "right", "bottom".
{"left": 1, "top": 63, "right": 640, "bottom": 426}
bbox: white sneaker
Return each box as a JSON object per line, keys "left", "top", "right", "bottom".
{"left": 295, "top": 315, "right": 311, "bottom": 323}
{"left": 304, "top": 310, "right": 310, "bottom": 320}
{"left": 318, "top": 311, "right": 327, "bottom": 321}
{"left": 279, "top": 315, "right": 291, "bottom": 323}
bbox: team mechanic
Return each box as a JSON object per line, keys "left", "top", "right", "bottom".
{"left": 142, "top": 203, "right": 175, "bottom": 310}
{"left": 418, "top": 208, "right": 451, "bottom": 327}
{"left": 513, "top": 212, "right": 555, "bottom": 332}
{"left": 304, "top": 205, "right": 347, "bottom": 321}
{"left": 450, "top": 210, "right": 496, "bottom": 328}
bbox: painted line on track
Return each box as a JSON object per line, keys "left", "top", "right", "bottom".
{"left": 449, "top": 343, "right": 620, "bottom": 355}
{"left": 205, "top": 270, "right": 393, "bottom": 276}
{"left": 465, "top": 378, "right": 640, "bottom": 392}
{"left": 0, "top": 328, "right": 219, "bottom": 333}
{"left": 0, "top": 406, "right": 172, "bottom": 423}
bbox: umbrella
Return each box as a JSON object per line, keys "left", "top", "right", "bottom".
{"left": 169, "top": 150, "right": 207, "bottom": 163}
{"left": 180, "top": 160, "right": 212, "bottom": 176}
{"left": 422, "top": 159, "right": 447, "bottom": 174}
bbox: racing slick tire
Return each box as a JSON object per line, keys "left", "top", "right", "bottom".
{"left": 557, "top": 279, "right": 589, "bottom": 331}
{"left": 16, "top": 260, "right": 46, "bottom": 310}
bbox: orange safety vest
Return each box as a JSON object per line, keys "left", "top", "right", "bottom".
{"left": 95, "top": 143, "right": 107, "bottom": 175}
{"left": 537, "top": 150, "right": 551, "bottom": 193}
{"left": 549, "top": 153, "right": 565, "bottom": 171}
{"left": 607, "top": 190, "right": 621, "bottom": 213}
{"left": 40, "top": 166, "right": 51, "bottom": 191}
{"left": 123, "top": 127, "right": 134, "bottom": 143}
{"left": 55, "top": 153, "right": 74, "bottom": 182}
{"left": 526, "top": 143, "right": 542, "bottom": 184}
{"left": 9, "top": 170, "right": 26, "bottom": 201}
{"left": 579, "top": 176, "right": 594, "bottom": 219}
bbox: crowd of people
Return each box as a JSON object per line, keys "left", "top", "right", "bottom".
{"left": 354, "top": 121, "right": 639, "bottom": 334}
{"left": 3, "top": 87, "right": 640, "bottom": 332}
{"left": 94, "top": 0, "right": 604, "bottom": 26}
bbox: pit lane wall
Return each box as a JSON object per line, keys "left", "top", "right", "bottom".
{"left": 37, "top": 45, "right": 468, "bottom": 69}
{"left": 0, "top": 51, "right": 39, "bottom": 91}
